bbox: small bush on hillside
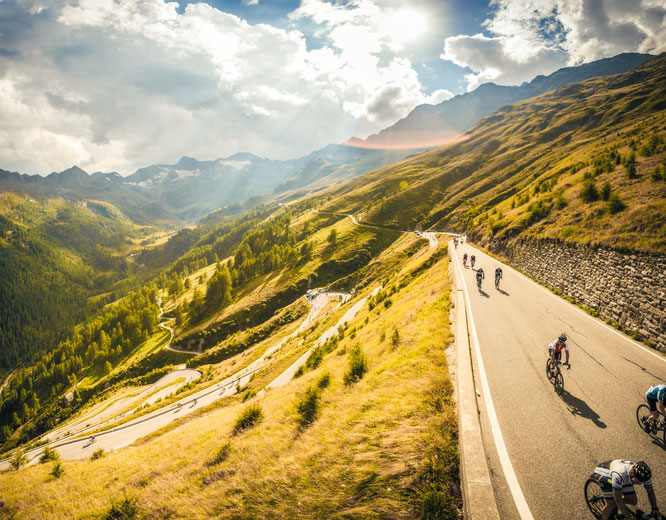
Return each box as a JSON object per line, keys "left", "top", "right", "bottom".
{"left": 104, "top": 494, "right": 141, "bottom": 520}
{"left": 51, "top": 461, "right": 64, "bottom": 479}
{"left": 39, "top": 446, "right": 60, "bottom": 463}
{"left": 627, "top": 163, "right": 637, "bottom": 179}
{"left": 651, "top": 165, "right": 663, "bottom": 181}
{"left": 344, "top": 346, "right": 368, "bottom": 385}
{"left": 232, "top": 405, "right": 263, "bottom": 435}
{"left": 242, "top": 388, "right": 256, "bottom": 402}
{"left": 296, "top": 386, "right": 321, "bottom": 427}
{"left": 91, "top": 448, "right": 105, "bottom": 460}
{"left": 10, "top": 450, "right": 26, "bottom": 470}
{"left": 317, "top": 372, "right": 331, "bottom": 389}
{"left": 419, "top": 489, "right": 458, "bottom": 520}
{"left": 608, "top": 194, "right": 627, "bottom": 214}
{"left": 391, "top": 329, "right": 400, "bottom": 347}
{"left": 555, "top": 195, "right": 567, "bottom": 210}
{"left": 524, "top": 200, "right": 551, "bottom": 225}
{"left": 600, "top": 182, "right": 612, "bottom": 201}
{"left": 208, "top": 442, "right": 231, "bottom": 466}
{"left": 580, "top": 180, "right": 599, "bottom": 203}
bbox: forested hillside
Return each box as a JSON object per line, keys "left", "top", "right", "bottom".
{"left": 0, "top": 194, "right": 142, "bottom": 371}
{"left": 0, "top": 197, "right": 402, "bottom": 453}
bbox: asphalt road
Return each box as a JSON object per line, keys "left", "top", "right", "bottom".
{"left": 452, "top": 243, "right": 666, "bottom": 520}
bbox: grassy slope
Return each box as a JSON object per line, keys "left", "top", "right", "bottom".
{"left": 0, "top": 237, "right": 459, "bottom": 520}
{"left": 318, "top": 54, "right": 666, "bottom": 252}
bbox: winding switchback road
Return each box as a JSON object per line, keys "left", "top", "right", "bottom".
{"left": 452, "top": 241, "right": 666, "bottom": 520}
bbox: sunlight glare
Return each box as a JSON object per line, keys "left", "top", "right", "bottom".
{"left": 386, "top": 9, "right": 428, "bottom": 44}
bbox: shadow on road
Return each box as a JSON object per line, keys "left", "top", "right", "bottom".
{"left": 559, "top": 389, "right": 607, "bottom": 428}
{"left": 497, "top": 288, "right": 510, "bottom": 296}
{"left": 478, "top": 288, "right": 490, "bottom": 298}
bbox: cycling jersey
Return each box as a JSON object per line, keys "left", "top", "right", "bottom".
{"left": 646, "top": 384, "right": 666, "bottom": 402}
{"left": 495, "top": 268, "right": 502, "bottom": 278}
{"left": 593, "top": 460, "right": 653, "bottom": 498}
{"left": 548, "top": 339, "right": 568, "bottom": 353}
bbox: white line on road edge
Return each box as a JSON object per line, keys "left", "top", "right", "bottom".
{"left": 469, "top": 245, "right": 666, "bottom": 365}
{"left": 451, "top": 241, "right": 535, "bottom": 520}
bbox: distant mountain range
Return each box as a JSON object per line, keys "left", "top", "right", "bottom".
{"left": 0, "top": 146, "right": 415, "bottom": 223}
{"left": 347, "top": 52, "right": 652, "bottom": 149}
{"left": 0, "top": 52, "right": 653, "bottom": 224}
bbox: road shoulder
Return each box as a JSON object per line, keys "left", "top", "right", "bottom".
{"left": 454, "top": 265, "right": 501, "bottom": 520}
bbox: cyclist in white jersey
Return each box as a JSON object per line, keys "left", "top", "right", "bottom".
{"left": 591, "top": 460, "right": 658, "bottom": 519}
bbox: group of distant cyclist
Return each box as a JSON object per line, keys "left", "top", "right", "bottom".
{"left": 456, "top": 239, "right": 665, "bottom": 519}
{"left": 461, "top": 251, "right": 503, "bottom": 291}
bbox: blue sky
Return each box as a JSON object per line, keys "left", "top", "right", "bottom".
{"left": 0, "top": 0, "right": 663, "bottom": 175}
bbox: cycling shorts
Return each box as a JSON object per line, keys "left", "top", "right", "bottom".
{"left": 648, "top": 397, "right": 658, "bottom": 412}
{"left": 549, "top": 349, "right": 562, "bottom": 361}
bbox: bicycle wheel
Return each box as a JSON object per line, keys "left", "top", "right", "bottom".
{"left": 554, "top": 372, "right": 564, "bottom": 395}
{"left": 545, "top": 359, "right": 554, "bottom": 382}
{"left": 636, "top": 404, "right": 651, "bottom": 433}
{"left": 584, "top": 478, "right": 605, "bottom": 519}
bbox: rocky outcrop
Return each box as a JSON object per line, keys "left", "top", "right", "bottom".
{"left": 497, "top": 238, "right": 666, "bottom": 352}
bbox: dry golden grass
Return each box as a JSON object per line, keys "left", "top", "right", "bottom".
{"left": 0, "top": 244, "right": 458, "bottom": 520}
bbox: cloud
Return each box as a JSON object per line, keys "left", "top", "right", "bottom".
{"left": 0, "top": 0, "right": 438, "bottom": 174}
{"left": 442, "top": 0, "right": 666, "bottom": 91}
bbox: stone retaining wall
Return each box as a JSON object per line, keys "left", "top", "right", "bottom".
{"left": 494, "top": 238, "right": 666, "bottom": 352}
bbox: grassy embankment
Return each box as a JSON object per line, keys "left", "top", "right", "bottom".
{"left": 317, "top": 54, "right": 666, "bottom": 252}
{"left": 0, "top": 236, "right": 459, "bottom": 520}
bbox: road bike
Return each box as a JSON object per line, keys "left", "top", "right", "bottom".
{"left": 495, "top": 275, "right": 501, "bottom": 290}
{"left": 584, "top": 477, "right": 665, "bottom": 519}
{"left": 545, "top": 358, "right": 570, "bottom": 395}
{"left": 636, "top": 403, "right": 666, "bottom": 444}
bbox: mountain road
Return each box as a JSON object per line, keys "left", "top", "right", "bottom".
{"left": 452, "top": 242, "right": 666, "bottom": 519}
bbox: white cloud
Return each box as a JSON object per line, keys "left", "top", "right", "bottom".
{"left": 442, "top": 0, "right": 666, "bottom": 91}
{"left": 0, "top": 0, "right": 438, "bottom": 174}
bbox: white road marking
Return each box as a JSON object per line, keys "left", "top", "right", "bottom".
{"left": 451, "top": 241, "right": 535, "bottom": 520}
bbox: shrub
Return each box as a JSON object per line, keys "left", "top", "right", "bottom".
{"left": 91, "top": 448, "right": 105, "bottom": 460}
{"left": 419, "top": 490, "right": 458, "bottom": 520}
{"left": 580, "top": 180, "right": 599, "bottom": 203}
{"left": 608, "top": 194, "right": 627, "bottom": 214}
{"left": 317, "top": 372, "right": 331, "bottom": 389}
{"left": 242, "top": 388, "right": 257, "bottom": 402}
{"left": 391, "top": 329, "right": 400, "bottom": 347}
{"left": 555, "top": 195, "right": 567, "bottom": 210}
{"left": 104, "top": 494, "right": 141, "bottom": 520}
{"left": 651, "top": 166, "right": 663, "bottom": 181}
{"left": 600, "top": 182, "right": 612, "bottom": 201}
{"left": 232, "top": 405, "right": 263, "bottom": 435}
{"left": 39, "top": 446, "right": 60, "bottom": 463}
{"left": 10, "top": 450, "right": 26, "bottom": 470}
{"left": 296, "top": 386, "right": 321, "bottom": 427}
{"left": 208, "top": 442, "right": 231, "bottom": 466}
{"left": 343, "top": 346, "right": 368, "bottom": 385}
{"left": 627, "top": 163, "right": 637, "bottom": 179}
{"left": 51, "top": 461, "right": 64, "bottom": 479}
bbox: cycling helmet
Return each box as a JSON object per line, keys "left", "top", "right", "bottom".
{"left": 559, "top": 333, "right": 567, "bottom": 342}
{"left": 632, "top": 461, "right": 651, "bottom": 482}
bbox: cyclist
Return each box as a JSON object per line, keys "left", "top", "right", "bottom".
{"left": 463, "top": 253, "right": 468, "bottom": 267}
{"left": 590, "top": 460, "right": 658, "bottom": 519}
{"left": 547, "top": 333, "right": 570, "bottom": 370}
{"left": 476, "top": 267, "right": 484, "bottom": 289}
{"left": 470, "top": 254, "right": 476, "bottom": 268}
{"left": 495, "top": 266, "right": 503, "bottom": 289}
{"left": 646, "top": 384, "right": 666, "bottom": 432}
